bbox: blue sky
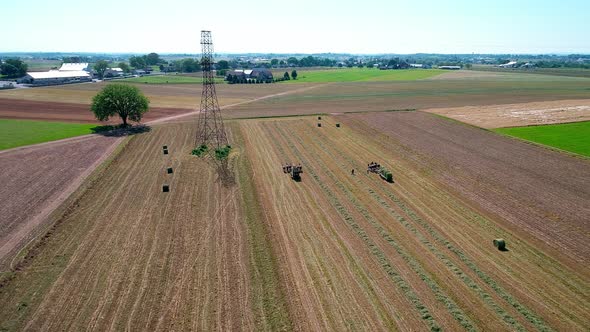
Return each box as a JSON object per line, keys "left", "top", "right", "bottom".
{"left": 2, "top": 0, "right": 589, "bottom": 54}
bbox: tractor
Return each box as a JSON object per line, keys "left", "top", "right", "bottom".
{"left": 282, "top": 163, "right": 303, "bottom": 181}
{"left": 367, "top": 162, "right": 394, "bottom": 183}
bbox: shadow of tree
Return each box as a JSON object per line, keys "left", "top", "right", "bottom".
{"left": 90, "top": 124, "right": 151, "bottom": 137}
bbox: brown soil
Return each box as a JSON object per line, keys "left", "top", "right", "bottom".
{"left": 0, "top": 134, "right": 123, "bottom": 270}
{"left": 424, "top": 99, "right": 590, "bottom": 128}
{"left": 0, "top": 98, "right": 193, "bottom": 124}
{"left": 340, "top": 111, "right": 590, "bottom": 264}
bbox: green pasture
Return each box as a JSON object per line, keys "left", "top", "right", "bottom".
{"left": 0, "top": 119, "right": 100, "bottom": 150}
{"left": 495, "top": 121, "right": 590, "bottom": 157}
{"left": 285, "top": 68, "right": 445, "bottom": 83}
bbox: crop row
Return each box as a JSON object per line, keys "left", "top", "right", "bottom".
{"left": 308, "top": 120, "right": 551, "bottom": 331}
{"left": 269, "top": 123, "right": 442, "bottom": 331}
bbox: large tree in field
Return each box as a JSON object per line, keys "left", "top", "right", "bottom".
{"left": 91, "top": 84, "right": 149, "bottom": 127}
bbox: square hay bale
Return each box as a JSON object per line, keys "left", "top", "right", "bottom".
{"left": 162, "top": 185, "right": 170, "bottom": 192}
{"left": 493, "top": 238, "right": 506, "bottom": 251}
{"left": 336, "top": 123, "right": 341, "bottom": 128}
{"left": 167, "top": 167, "right": 173, "bottom": 174}
{"left": 163, "top": 149, "right": 169, "bottom": 155}
{"left": 163, "top": 145, "right": 168, "bottom": 150}
{"left": 317, "top": 123, "right": 322, "bottom": 127}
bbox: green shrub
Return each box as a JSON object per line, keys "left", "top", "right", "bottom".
{"left": 214, "top": 145, "right": 232, "bottom": 160}
{"left": 191, "top": 144, "right": 208, "bottom": 156}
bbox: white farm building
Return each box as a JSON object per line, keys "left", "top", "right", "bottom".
{"left": 19, "top": 70, "right": 92, "bottom": 85}
{"left": 18, "top": 62, "right": 93, "bottom": 86}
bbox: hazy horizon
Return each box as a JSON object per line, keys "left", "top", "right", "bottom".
{"left": 2, "top": 0, "right": 589, "bottom": 54}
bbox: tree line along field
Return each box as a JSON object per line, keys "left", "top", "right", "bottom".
{"left": 1, "top": 113, "right": 587, "bottom": 331}
{"left": 494, "top": 121, "right": 590, "bottom": 157}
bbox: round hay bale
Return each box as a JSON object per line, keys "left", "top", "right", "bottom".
{"left": 162, "top": 185, "right": 170, "bottom": 192}
{"left": 336, "top": 123, "right": 340, "bottom": 128}
{"left": 318, "top": 116, "right": 322, "bottom": 120}
{"left": 493, "top": 238, "right": 506, "bottom": 250}
{"left": 317, "top": 123, "right": 322, "bottom": 127}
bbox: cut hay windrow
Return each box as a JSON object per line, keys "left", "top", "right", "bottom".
{"left": 306, "top": 119, "right": 553, "bottom": 332}
{"left": 270, "top": 123, "right": 442, "bottom": 331}
{"left": 260, "top": 123, "right": 398, "bottom": 330}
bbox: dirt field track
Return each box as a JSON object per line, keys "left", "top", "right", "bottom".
{"left": 425, "top": 99, "right": 590, "bottom": 128}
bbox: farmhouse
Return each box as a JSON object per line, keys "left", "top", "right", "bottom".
{"left": 226, "top": 68, "right": 273, "bottom": 82}
{"left": 18, "top": 70, "right": 92, "bottom": 85}
{"left": 105, "top": 67, "right": 124, "bottom": 77}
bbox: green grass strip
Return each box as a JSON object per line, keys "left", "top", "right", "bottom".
{"left": 0, "top": 119, "right": 101, "bottom": 150}
{"left": 494, "top": 121, "right": 590, "bottom": 157}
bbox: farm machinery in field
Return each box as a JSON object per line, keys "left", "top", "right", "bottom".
{"left": 367, "top": 162, "right": 394, "bottom": 183}
{"left": 282, "top": 163, "right": 303, "bottom": 181}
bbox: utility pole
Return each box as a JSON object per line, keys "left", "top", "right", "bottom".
{"left": 195, "top": 30, "right": 228, "bottom": 150}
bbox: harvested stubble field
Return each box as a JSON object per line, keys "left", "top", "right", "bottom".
{"left": 0, "top": 113, "right": 588, "bottom": 331}
{"left": 225, "top": 74, "right": 590, "bottom": 118}
{"left": 239, "top": 115, "right": 589, "bottom": 330}
{"left": 424, "top": 99, "right": 590, "bottom": 128}
{"left": 338, "top": 111, "right": 590, "bottom": 264}
{"left": 0, "top": 122, "right": 291, "bottom": 331}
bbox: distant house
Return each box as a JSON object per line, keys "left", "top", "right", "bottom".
{"left": 105, "top": 68, "right": 124, "bottom": 77}
{"left": 438, "top": 65, "right": 461, "bottom": 70}
{"left": 410, "top": 64, "right": 423, "bottom": 68}
{"left": 227, "top": 68, "right": 273, "bottom": 82}
{"left": 497, "top": 61, "right": 518, "bottom": 68}
{"left": 250, "top": 68, "right": 273, "bottom": 80}
{"left": 18, "top": 70, "right": 92, "bottom": 85}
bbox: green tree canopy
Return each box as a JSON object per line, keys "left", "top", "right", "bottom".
{"left": 283, "top": 71, "right": 290, "bottom": 80}
{"left": 129, "top": 55, "right": 146, "bottom": 69}
{"left": 217, "top": 60, "right": 229, "bottom": 70}
{"left": 91, "top": 84, "right": 149, "bottom": 126}
{"left": 94, "top": 60, "right": 109, "bottom": 79}
{"left": 291, "top": 70, "right": 298, "bottom": 79}
{"left": 270, "top": 59, "right": 279, "bottom": 66}
{"left": 146, "top": 52, "right": 161, "bottom": 65}
{"left": 0, "top": 59, "right": 28, "bottom": 78}
{"left": 118, "top": 62, "right": 131, "bottom": 73}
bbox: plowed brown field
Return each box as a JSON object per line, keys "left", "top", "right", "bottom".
{"left": 239, "top": 115, "right": 589, "bottom": 331}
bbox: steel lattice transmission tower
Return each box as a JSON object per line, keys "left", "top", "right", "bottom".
{"left": 196, "top": 30, "right": 228, "bottom": 149}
